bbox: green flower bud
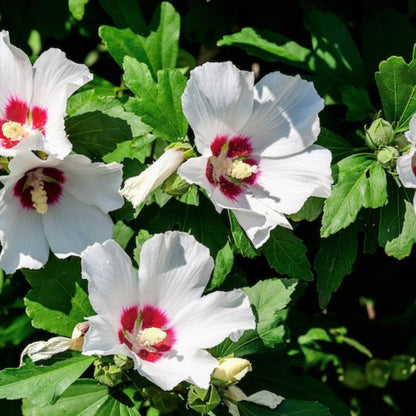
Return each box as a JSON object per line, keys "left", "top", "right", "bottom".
{"left": 365, "top": 119, "right": 394, "bottom": 149}
{"left": 365, "top": 359, "right": 391, "bottom": 388}
{"left": 187, "top": 385, "right": 221, "bottom": 414}
{"left": 376, "top": 146, "right": 400, "bottom": 167}
{"left": 339, "top": 362, "right": 369, "bottom": 390}
{"left": 93, "top": 356, "right": 125, "bottom": 387}
{"left": 390, "top": 355, "right": 416, "bottom": 381}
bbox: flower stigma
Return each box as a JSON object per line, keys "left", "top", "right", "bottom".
{"left": 2, "top": 121, "right": 28, "bottom": 140}
{"left": 136, "top": 327, "right": 167, "bottom": 351}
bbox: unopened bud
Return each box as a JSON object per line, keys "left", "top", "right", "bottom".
{"left": 365, "top": 119, "right": 394, "bottom": 149}
{"left": 212, "top": 357, "right": 252, "bottom": 386}
{"left": 377, "top": 146, "right": 399, "bottom": 167}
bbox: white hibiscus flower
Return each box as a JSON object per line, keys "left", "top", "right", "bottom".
{"left": 81, "top": 232, "right": 256, "bottom": 391}
{"left": 397, "top": 114, "right": 416, "bottom": 211}
{"left": 0, "top": 151, "right": 123, "bottom": 273}
{"left": 0, "top": 30, "right": 92, "bottom": 158}
{"left": 178, "top": 61, "right": 333, "bottom": 248}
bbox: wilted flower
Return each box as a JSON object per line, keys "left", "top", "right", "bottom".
{"left": 178, "top": 61, "right": 333, "bottom": 248}
{"left": 120, "top": 145, "right": 190, "bottom": 208}
{"left": 81, "top": 232, "right": 256, "bottom": 391}
{"left": 0, "top": 30, "right": 92, "bottom": 158}
{"left": 397, "top": 113, "right": 416, "bottom": 212}
{"left": 0, "top": 151, "right": 123, "bottom": 273}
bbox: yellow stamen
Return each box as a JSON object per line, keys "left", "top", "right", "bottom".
{"left": 30, "top": 182, "right": 48, "bottom": 214}
{"left": 228, "top": 160, "right": 258, "bottom": 180}
{"left": 136, "top": 327, "right": 167, "bottom": 350}
{"left": 2, "top": 121, "right": 25, "bottom": 140}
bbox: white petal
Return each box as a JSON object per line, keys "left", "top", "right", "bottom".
{"left": 0, "top": 191, "right": 49, "bottom": 274}
{"left": 32, "top": 48, "right": 92, "bottom": 158}
{"left": 255, "top": 145, "right": 333, "bottom": 214}
{"left": 136, "top": 348, "right": 218, "bottom": 390}
{"left": 83, "top": 315, "right": 131, "bottom": 357}
{"left": 171, "top": 289, "right": 255, "bottom": 349}
{"left": 20, "top": 336, "right": 72, "bottom": 366}
{"left": 232, "top": 196, "right": 292, "bottom": 249}
{"left": 61, "top": 154, "right": 124, "bottom": 213}
{"left": 81, "top": 240, "right": 140, "bottom": 325}
{"left": 138, "top": 231, "right": 214, "bottom": 319}
{"left": 183, "top": 62, "right": 254, "bottom": 156}
{"left": 43, "top": 191, "right": 114, "bottom": 258}
{"left": 397, "top": 147, "right": 416, "bottom": 188}
{"left": 242, "top": 72, "right": 324, "bottom": 157}
{"left": 121, "top": 148, "right": 185, "bottom": 208}
{"left": 245, "top": 390, "right": 284, "bottom": 408}
{"left": 0, "top": 31, "right": 33, "bottom": 119}
{"left": 405, "top": 114, "right": 416, "bottom": 144}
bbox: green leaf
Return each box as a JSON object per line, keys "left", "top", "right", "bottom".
{"left": 0, "top": 352, "right": 94, "bottom": 406}
{"left": 99, "top": 2, "right": 180, "bottom": 76}
{"left": 94, "top": 396, "right": 140, "bottom": 416}
{"left": 378, "top": 176, "right": 407, "bottom": 247}
{"left": 141, "top": 193, "right": 229, "bottom": 257}
{"left": 99, "top": 0, "right": 146, "bottom": 33}
{"left": 0, "top": 312, "right": 34, "bottom": 347}
{"left": 208, "top": 241, "right": 234, "bottom": 290}
{"left": 23, "top": 256, "right": 94, "bottom": 337}
{"left": 315, "top": 226, "right": 358, "bottom": 309}
{"left": 316, "top": 128, "right": 353, "bottom": 164}
{"left": 66, "top": 111, "right": 132, "bottom": 161}
{"left": 237, "top": 399, "right": 332, "bottom": 416}
{"left": 304, "top": 9, "right": 367, "bottom": 88}
{"left": 384, "top": 199, "right": 416, "bottom": 259}
{"left": 113, "top": 220, "right": 135, "bottom": 249}
{"left": 243, "top": 279, "right": 297, "bottom": 348}
{"left": 212, "top": 279, "right": 297, "bottom": 357}
{"left": 217, "top": 27, "right": 312, "bottom": 72}
{"left": 321, "top": 154, "right": 388, "bottom": 237}
{"left": 289, "top": 197, "right": 324, "bottom": 222}
{"left": 22, "top": 379, "right": 108, "bottom": 416}
{"left": 68, "top": 93, "right": 151, "bottom": 138}
{"left": 69, "top": 0, "right": 89, "bottom": 20}
{"left": 229, "top": 211, "right": 259, "bottom": 259}
{"left": 340, "top": 85, "right": 374, "bottom": 122}
{"left": 123, "top": 58, "right": 188, "bottom": 142}
{"left": 375, "top": 47, "right": 416, "bottom": 132}
{"left": 261, "top": 228, "right": 314, "bottom": 281}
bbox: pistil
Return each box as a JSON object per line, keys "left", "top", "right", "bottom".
{"left": 2, "top": 121, "right": 27, "bottom": 140}
{"left": 135, "top": 327, "right": 167, "bottom": 352}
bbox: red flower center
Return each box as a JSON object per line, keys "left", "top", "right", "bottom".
{"left": 118, "top": 305, "right": 175, "bottom": 363}
{"left": 205, "top": 135, "right": 259, "bottom": 200}
{"left": 13, "top": 167, "right": 65, "bottom": 213}
{"left": 0, "top": 97, "right": 48, "bottom": 149}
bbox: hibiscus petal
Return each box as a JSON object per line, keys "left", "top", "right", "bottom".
{"left": 61, "top": 154, "right": 123, "bottom": 213}
{"left": 182, "top": 61, "right": 254, "bottom": 156}
{"left": 137, "top": 348, "right": 218, "bottom": 390}
{"left": 43, "top": 191, "right": 114, "bottom": 258}
{"left": 254, "top": 145, "right": 333, "bottom": 213}
{"left": 405, "top": 114, "right": 416, "bottom": 145}
{"left": 31, "top": 48, "right": 92, "bottom": 158}
{"left": 0, "top": 191, "right": 49, "bottom": 273}
{"left": 171, "top": 289, "right": 255, "bottom": 349}
{"left": 243, "top": 72, "right": 324, "bottom": 157}
{"left": 232, "top": 196, "right": 292, "bottom": 249}
{"left": 138, "top": 231, "right": 214, "bottom": 319}
{"left": 397, "top": 148, "right": 416, "bottom": 188}
{"left": 81, "top": 239, "right": 140, "bottom": 325}
{"left": 0, "top": 31, "right": 33, "bottom": 120}
{"left": 83, "top": 315, "right": 131, "bottom": 357}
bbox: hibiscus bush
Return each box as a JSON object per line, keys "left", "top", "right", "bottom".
{"left": 0, "top": 0, "right": 415, "bottom": 415}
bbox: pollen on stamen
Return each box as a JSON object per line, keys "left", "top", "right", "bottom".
{"left": 229, "top": 160, "right": 258, "bottom": 180}
{"left": 2, "top": 121, "right": 25, "bottom": 140}
{"left": 31, "top": 184, "right": 48, "bottom": 214}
